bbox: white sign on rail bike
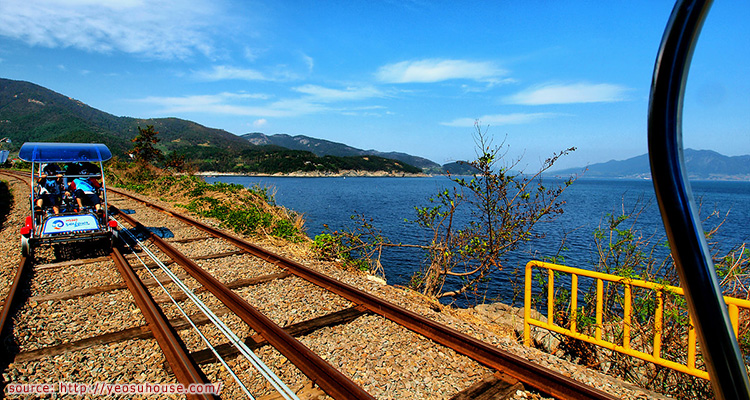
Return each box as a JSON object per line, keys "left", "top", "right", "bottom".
{"left": 42, "top": 215, "right": 100, "bottom": 235}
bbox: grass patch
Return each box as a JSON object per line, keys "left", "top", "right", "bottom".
{"left": 107, "top": 163, "right": 306, "bottom": 242}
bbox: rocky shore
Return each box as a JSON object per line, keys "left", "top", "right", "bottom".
{"left": 194, "top": 170, "right": 432, "bottom": 178}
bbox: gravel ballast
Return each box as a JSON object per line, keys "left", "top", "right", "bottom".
{"left": 0, "top": 173, "right": 670, "bottom": 399}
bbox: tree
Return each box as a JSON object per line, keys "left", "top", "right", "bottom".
{"left": 164, "top": 151, "right": 191, "bottom": 173}
{"left": 131, "top": 125, "right": 162, "bottom": 164}
{"left": 410, "top": 123, "right": 576, "bottom": 298}
{"left": 315, "top": 122, "right": 576, "bottom": 301}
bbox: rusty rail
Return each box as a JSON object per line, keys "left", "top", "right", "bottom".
{"left": 0, "top": 171, "right": 33, "bottom": 365}
{"left": 110, "top": 247, "right": 217, "bottom": 400}
{"left": 0, "top": 256, "right": 31, "bottom": 364}
{"left": 110, "top": 187, "right": 614, "bottom": 400}
{"left": 112, "top": 204, "right": 374, "bottom": 400}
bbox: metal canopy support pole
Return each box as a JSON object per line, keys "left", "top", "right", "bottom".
{"left": 30, "top": 163, "right": 36, "bottom": 229}
{"left": 647, "top": 0, "right": 750, "bottom": 398}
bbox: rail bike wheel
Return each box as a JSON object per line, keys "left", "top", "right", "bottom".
{"left": 111, "top": 229, "right": 119, "bottom": 248}
{"left": 21, "top": 235, "right": 32, "bottom": 258}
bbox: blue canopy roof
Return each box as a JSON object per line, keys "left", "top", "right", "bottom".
{"left": 19, "top": 142, "right": 112, "bottom": 163}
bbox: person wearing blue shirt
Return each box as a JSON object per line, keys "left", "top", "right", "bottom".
{"left": 66, "top": 163, "right": 102, "bottom": 212}
{"left": 36, "top": 163, "right": 64, "bottom": 214}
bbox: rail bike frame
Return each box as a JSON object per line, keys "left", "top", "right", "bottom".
{"left": 648, "top": 0, "right": 750, "bottom": 398}
{"left": 18, "top": 142, "right": 118, "bottom": 257}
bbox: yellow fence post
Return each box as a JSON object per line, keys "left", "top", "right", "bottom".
{"left": 729, "top": 304, "right": 739, "bottom": 338}
{"left": 571, "top": 274, "right": 578, "bottom": 333}
{"left": 653, "top": 289, "right": 663, "bottom": 359}
{"left": 524, "top": 262, "right": 532, "bottom": 346}
{"left": 688, "top": 315, "right": 696, "bottom": 370}
{"left": 624, "top": 283, "right": 631, "bottom": 350}
{"left": 596, "top": 278, "right": 603, "bottom": 341}
{"left": 548, "top": 269, "right": 554, "bottom": 325}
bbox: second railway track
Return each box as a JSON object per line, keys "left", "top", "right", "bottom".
{"left": 0, "top": 170, "right": 657, "bottom": 399}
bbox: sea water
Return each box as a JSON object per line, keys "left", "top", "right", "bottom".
{"left": 205, "top": 176, "right": 750, "bottom": 306}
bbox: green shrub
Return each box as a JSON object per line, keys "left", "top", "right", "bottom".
{"left": 107, "top": 165, "right": 304, "bottom": 242}
{"left": 272, "top": 219, "right": 299, "bottom": 240}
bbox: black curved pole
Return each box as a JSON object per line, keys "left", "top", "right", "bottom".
{"left": 648, "top": 0, "right": 750, "bottom": 398}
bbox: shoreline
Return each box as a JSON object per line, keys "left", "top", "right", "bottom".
{"left": 194, "top": 170, "right": 434, "bottom": 178}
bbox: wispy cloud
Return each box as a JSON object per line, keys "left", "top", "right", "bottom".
{"left": 441, "top": 113, "right": 560, "bottom": 127}
{"left": 194, "top": 59, "right": 315, "bottom": 82}
{"left": 194, "top": 66, "right": 268, "bottom": 81}
{"left": 243, "top": 46, "right": 264, "bottom": 62}
{"left": 505, "top": 82, "right": 630, "bottom": 105}
{"left": 293, "top": 85, "right": 383, "bottom": 102}
{"left": 300, "top": 53, "right": 315, "bottom": 72}
{"left": 136, "top": 92, "right": 290, "bottom": 116}
{"left": 0, "top": 0, "right": 221, "bottom": 59}
{"left": 137, "top": 84, "right": 383, "bottom": 118}
{"left": 376, "top": 59, "right": 508, "bottom": 84}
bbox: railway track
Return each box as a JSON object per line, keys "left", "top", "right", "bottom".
{"left": 0, "top": 170, "right": 625, "bottom": 399}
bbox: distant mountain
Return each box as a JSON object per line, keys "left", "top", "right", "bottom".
{"left": 243, "top": 132, "right": 441, "bottom": 172}
{"left": 0, "top": 78, "right": 422, "bottom": 174}
{"left": 553, "top": 149, "right": 750, "bottom": 180}
{"left": 441, "top": 161, "right": 480, "bottom": 176}
{"left": 0, "top": 78, "right": 255, "bottom": 157}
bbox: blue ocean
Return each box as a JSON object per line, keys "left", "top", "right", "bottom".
{"left": 205, "top": 176, "right": 750, "bottom": 305}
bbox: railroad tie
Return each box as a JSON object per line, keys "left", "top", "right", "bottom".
{"left": 449, "top": 371, "right": 524, "bottom": 400}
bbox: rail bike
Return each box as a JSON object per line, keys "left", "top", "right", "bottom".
{"left": 18, "top": 142, "right": 118, "bottom": 257}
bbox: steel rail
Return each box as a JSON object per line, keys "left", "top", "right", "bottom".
{"left": 0, "top": 172, "right": 34, "bottom": 364}
{"left": 647, "top": 0, "right": 750, "bottom": 398}
{"left": 118, "top": 225, "right": 289, "bottom": 399}
{"left": 0, "top": 171, "right": 216, "bottom": 397}
{"left": 110, "top": 187, "right": 614, "bottom": 400}
{"left": 112, "top": 204, "right": 375, "bottom": 400}
{"left": 0, "top": 256, "right": 30, "bottom": 364}
{"left": 110, "top": 247, "right": 217, "bottom": 400}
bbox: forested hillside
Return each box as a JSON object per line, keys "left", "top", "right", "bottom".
{"left": 0, "top": 78, "right": 422, "bottom": 174}
{"left": 243, "top": 132, "right": 441, "bottom": 171}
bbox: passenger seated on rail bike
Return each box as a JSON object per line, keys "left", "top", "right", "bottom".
{"left": 65, "top": 163, "right": 103, "bottom": 213}
{"left": 79, "top": 161, "right": 100, "bottom": 175}
{"left": 36, "top": 163, "right": 64, "bottom": 215}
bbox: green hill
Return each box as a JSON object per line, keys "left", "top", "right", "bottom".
{"left": 441, "top": 161, "right": 480, "bottom": 175}
{"left": 0, "top": 78, "right": 253, "bottom": 157}
{"left": 0, "top": 78, "right": 422, "bottom": 174}
{"left": 243, "top": 132, "right": 441, "bottom": 171}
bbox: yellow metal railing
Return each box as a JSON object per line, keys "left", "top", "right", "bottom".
{"left": 524, "top": 260, "right": 750, "bottom": 380}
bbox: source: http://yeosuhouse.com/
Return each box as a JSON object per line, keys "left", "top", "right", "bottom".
{"left": 5, "top": 381, "right": 223, "bottom": 396}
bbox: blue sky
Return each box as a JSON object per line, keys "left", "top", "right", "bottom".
{"left": 0, "top": 1, "right": 748, "bottom": 171}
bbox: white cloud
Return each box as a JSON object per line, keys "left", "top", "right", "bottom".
{"left": 243, "top": 46, "right": 263, "bottom": 62}
{"left": 376, "top": 59, "right": 508, "bottom": 84}
{"left": 195, "top": 66, "right": 268, "bottom": 81}
{"left": 300, "top": 53, "right": 314, "bottom": 72}
{"left": 137, "top": 90, "right": 340, "bottom": 118}
{"left": 441, "top": 113, "right": 559, "bottom": 127}
{"left": 136, "top": 92, "right": 294, "bottom": 116}
{"left": 137, "top": 82, "right": 383, "bottom": 119}
{"left": 293, "top": 85, "right": 383, "bottom": 102}
{"left": 194, "top": 64, "right": 309, "bottom": 82}
{"left": 506, "top": 82, "right": 630, "bottom": 105}
{"left": 252, "top": 119, "right": 267, "bottom": 128}
{"left": 0, "top": 0, "right": 220, "bottom": 59}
